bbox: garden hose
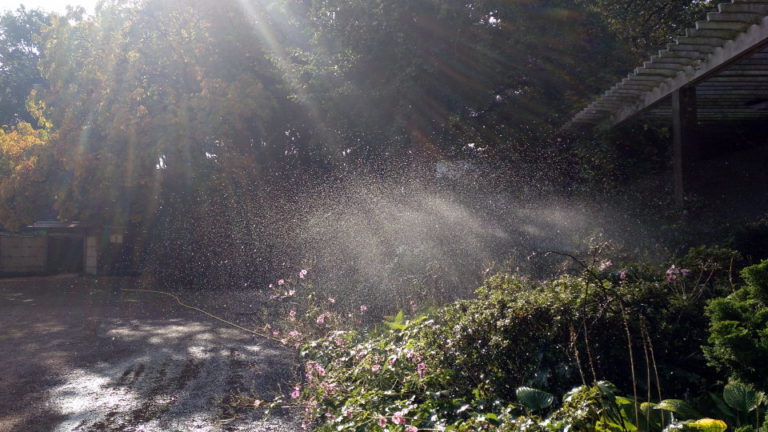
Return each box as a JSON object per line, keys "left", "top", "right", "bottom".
{"left": 122, "top": 288, "right": 281, "bottom": 342}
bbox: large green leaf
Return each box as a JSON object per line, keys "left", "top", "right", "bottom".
{"left": 684, "top": 418, "right": 728, "bottom": 432}
{"left": 597, "top": 381, "right": 620, "bottom": 397}
{"left": 655, "top": 399, "right": 702, "bottom": 420}
{"left": 708, "top": 393, "right": 735, "bottom": 419}
{"left": 640, "top": 402, "right": 663, "bottom": 431}
{"left": 723, "top": 382, "right": 759, "bottom": 413}
{"left": 516, "top": 386, "right": 555, "bottom": 411}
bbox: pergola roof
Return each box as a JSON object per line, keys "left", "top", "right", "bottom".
{"left": 564, "top": 0, "right": 768, "bottom": 130}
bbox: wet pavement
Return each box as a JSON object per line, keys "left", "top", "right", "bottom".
{"left": 0, "top": 276, "right": 299, "bottom": 432}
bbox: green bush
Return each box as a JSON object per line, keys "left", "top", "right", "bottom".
{"left": 291, "top": 253, "right": 740, "bottom": 430}
{"left": 704, "top": 260, "right": 768, "bottom": 390}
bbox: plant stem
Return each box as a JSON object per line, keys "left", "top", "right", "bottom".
{"left": 621, "top": 303, "right": 640, "bottom": 430}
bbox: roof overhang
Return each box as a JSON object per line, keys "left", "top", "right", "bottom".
{"left": 564, "top": 1, "right": 768, "bottom": 131}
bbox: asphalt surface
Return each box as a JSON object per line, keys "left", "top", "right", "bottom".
{"left": 0, "top": 276, "right": 300, "bottom": 432}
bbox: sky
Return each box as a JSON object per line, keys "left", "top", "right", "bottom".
{"left": 0, "top": 0, "right": 97, "bottom": 14}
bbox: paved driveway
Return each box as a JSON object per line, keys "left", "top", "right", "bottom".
{"left": 0, "top": 276, "right": 299, "bottom": 432}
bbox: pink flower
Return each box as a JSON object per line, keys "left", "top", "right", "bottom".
{"left": 328, "top": 297, "right": 335, "bottom": 304}
{"left": 388, "top": 357, "right": 397, "bottom": 366}
{"left": 287, "top": 289, "right": 295, "bottom": 296}
{"left": 268, "top": 283, "right": 274, "bottom": 288}
{"left": 599, "top": 260, "right": 613, "bottom": 271}
{"left": 392, "top": 412, "right": 406, "bottom": 425}
{"left": 290, "top": 385, "right": 301, "bottom": 399}
{"left": 321, "top": 381, "right": 338, "bottom": 392}
{"left": 299, "top": 269, "right": 308, "bottom": 279}
{"left": 378, "top": 417, "right": 388, "bottom": 427}
{"left": 333, "top": 337, "right": 345, "bottom": 347}
{"left": 360, "top": 305, "right": 368, "bottom": 313}
{"left": 278, "top": 279, "right": 285, "bottom": 286}
{"left": 620, "top": 271, "right": 627, "bottom": 280}
{"left": 306, "top": 361, "right": 324, "bottom": 378}
{"left": 407, "top": 351, "right": 423, "bottom": 362}
{"left": 417, "top": 362, "right": 427, "bottom": 378}
{"left": 316, "top": 314, "right": 326, "bottom": 325}
{"left": 289, "top": 330, "right": 302, "bottom": 339}
{"left": 680, "top": 268, "right": 691, "bottom": 276}
{"left": 406, "top": 426, "right": 418, "bottom": 432}
{"left": 666, "top": 265, "right": 679, "bottom": 282}
{"left": 371, "top": 364, "right": 381, "bottom": 372}
{"left": 272, "top": 330, "right": 280, "bottom": 337}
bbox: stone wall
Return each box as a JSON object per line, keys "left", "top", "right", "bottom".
{"left": 0, "top": 235, "right": 47, "bottom": 274}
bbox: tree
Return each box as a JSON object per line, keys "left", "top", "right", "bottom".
{"left": 36, "top": 0, "right": 301, "bottom": 226}
{"left": 577, "top": 0, "right": 718, "bottom": 61}
{"left": 0, "top": 121, "right": 55, "bottom": 230}
{"left": 0, "top": 6, "right": 52, "bottom": 127}
{"left": 280, "top": 0, "right": 632, "bottom": 173}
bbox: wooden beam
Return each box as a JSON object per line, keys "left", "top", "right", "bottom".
{"left": 608, "top": 18, "right": 768, "bottom": 126}
{"left": 672, "top": 87, "right": 698, "bottom": 207}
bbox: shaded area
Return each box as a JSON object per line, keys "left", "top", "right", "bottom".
{"left": 0, "top": 276, "right": 298, "bottom": 432}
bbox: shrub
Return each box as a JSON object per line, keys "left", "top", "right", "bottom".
{"left": 291, "top": 255, "right": 738, "bottom": 430}
{"left": 704, "top": 260, "right": 768, "bottom": 390}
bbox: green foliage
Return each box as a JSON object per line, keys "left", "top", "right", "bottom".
{"left": 0, "top": 121, "right": 55, "bottom": 230}
{"left": 35, "top": 0, "right": 297, "bottom": 226}
{"left": 516, "top": 387, "right": 555, "bottom": 412}
{"left": 576, "top": 0, "right": 717, "bottom": 61}
{"left": 655, "top": 399, "right": 702, "bottom": 420}
{"left": 0, "top": 0, "right": 645, "bottom": 231}
{"left": 0, "top": 6, "right": 52, "bottom": 127}
{"left": 293, "top": 254, "right": 745, "bottom": 430}
{"left": 704, "top": 260, "right": 768, "bottom": 390}
{"left": 285, "top": 0, "right": 628, "bottom": 161}
{"left": 723, "top": 382, "right": 760, "bottom": 414}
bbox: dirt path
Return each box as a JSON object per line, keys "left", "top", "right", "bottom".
{"left": 0, "top": 276, "right": 299, "bottom": 432}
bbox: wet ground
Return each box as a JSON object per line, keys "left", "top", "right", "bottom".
{"left": 0, "top": 276, "right": 300, "bottom": 432}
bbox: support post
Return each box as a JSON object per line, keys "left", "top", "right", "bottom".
{"left": 672, "top": 86, "right": 698, "bottom": 207}
{"left": 85, "top": 233, "right": 98, "bottom": 275}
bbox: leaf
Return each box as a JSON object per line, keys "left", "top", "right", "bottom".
{"left": 596, "top": 381, "right": 619, "bottom": 397}
{"left": 655, "top": 399, "right": 702, "bottom": 420}
{"left": 640, "top": 402, "right": 663, "bottom": 431}
{"left": 383, "top": 310, "right": 406, "bottom": 331}
{"left": 709, "top": 393, "right": 735, "bottom": 419}
{"left": 516, "top": 386, "right": 554, "bottom": 411}
{"left": 723, "top": 382, "right": 759, "bottom": 413}
{"left": 685, "top": 418, "right": 728, "bottom": 432}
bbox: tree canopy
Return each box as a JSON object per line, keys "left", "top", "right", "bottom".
{"left": 0, "top": 0, "right": 711, "bottom": 234}
{"left": 0, "top": 6, "right": 51, "bottom": 127}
